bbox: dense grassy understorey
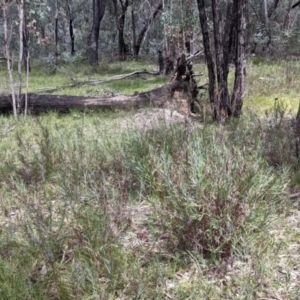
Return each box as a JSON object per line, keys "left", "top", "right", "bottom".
{"left": 0, "top": 59, "right": 300, "bottom": 299}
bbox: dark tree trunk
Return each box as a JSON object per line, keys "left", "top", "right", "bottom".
{"left": 112, "top": 0, "right": 129, "bottom": 61}
{"left": 197, "top": 0, "right": 246, "bottom": 121}
{"left": 223, "top": 0, "right": 235, "bottom": 78}
{"left": 22, "top": 1, "right": 30, "bottom": 72}
{"left": 68, "top": 3, "right": 75, "bottom": 55}
{"left": 88, "top": 0, "right": 106, "bottom": 66}
{"left": 23, "top": 29, "right": 30, "bottom": 71}
{"left": 118, "top": 12, "right": 127, "bottom": 61}
{"left": 185, "top": 39, "right": 191, "bottom": 55}
{"left": 212, "top": 0, "right": 230, "bottom": 117}
{"left": 231, "top": 0, "right": 246, "bottom": 117}
{"left": 131, "top": 9, "right": 137, "bottom": 59}
{"left": 196, "top": 0, "right": 216, "bottom": 106}
{"left": 134, "top": 1, "right": 163, "bottom": 59}
{"left": 158, "top": 50, "right": 164, "bottom": 75}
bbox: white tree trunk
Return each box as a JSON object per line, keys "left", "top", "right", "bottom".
{"left": 18, "top": 0, "right": 24, "bottom": 114}
{"left": 2, "top": 1, "right": 18, "bottom": 118}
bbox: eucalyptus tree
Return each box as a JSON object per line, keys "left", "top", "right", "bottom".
{"left": 67, "top": 0, "right": 75, "bottom": 55}
{"left": 88, "top": 0, "right": 106, "bottom": 66}
{"left": 246, "top": 0, "right": 300, "bottom": 56}
{"left": 110, "top": 0, "right": 164, "bottom": 60}
{"left": 112, "top": 0, "right": 129, "bottom": 61}
{"left": 196, "top": 0, "right": 246, "bottom": 120}
{"left": 1, "top": 0, "right": 18, "bottom": 118}
{"left": 131, "top": 0, "right": 164, "bottom": 59}
{"left": 1, "top": 0, "right": 26, "bottom": 117}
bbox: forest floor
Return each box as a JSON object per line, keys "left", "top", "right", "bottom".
{"left": 0, "top": 58, "right": 300, "bottom": 299}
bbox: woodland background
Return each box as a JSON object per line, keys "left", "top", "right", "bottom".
{"left": 1, "top": 1, "right": 300, "bottom": 299}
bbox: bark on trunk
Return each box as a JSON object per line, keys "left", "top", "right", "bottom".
{"left": 17, "top": 0, "right": 24, "bottom": 114}
{"left": 68, "top": 3, "right": 75, "bottom": 55}
{"left": 0, "top": 83, "right": 188, "bottom": 115}
{"left": 223, "top": 0, "right": 235, "bottom": 78}
{"left": 263, "top": 0, "right": 271, "bottom": 50}
{"left": 197, "top": 0, "right": 246, "bottom": 121}
{"left": 2, "top": 0, "right": 18, "bottom": 118}
{"left": 112, "top": 0, "right": 129, "bottom": 61}
{"left": 212, "top": 0, "right": 230, "bottom": 117}
{"left": 131, "top": 9, "right": 137, "bottom": 59}
{"left": 196, "top": 0, "right": 216, "bottom": 106}
{"left": 23, "top": 1, "right": 30, "bottom": 72}
{"left": 231, "top": 0, "right": 246, "bottom": 117}
{"left": 88, "top": 0, "right": 106, "bottom": 66}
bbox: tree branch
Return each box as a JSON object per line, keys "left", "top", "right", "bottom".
{"left": 292, "top": 1, "right": 300, "bottom": 8}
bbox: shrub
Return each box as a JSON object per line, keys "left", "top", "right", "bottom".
{"left": 121, "top": 121, "right": 288, "bottom": 259}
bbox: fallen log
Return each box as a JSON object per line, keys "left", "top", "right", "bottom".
{"left": 37, "top": 70, "right": 160, "bottom": 94}
{"left": 0, "top": 82, "right": 189, "bottom": 114}
{"left": 1, "top": 51, "right": 202, "bottom": 115}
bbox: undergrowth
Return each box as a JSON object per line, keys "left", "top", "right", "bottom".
{"left": 0, "top": 105, "right": 298, "bottom": 299}
{"left": 0, "top": 59, "right": 300, "bottom": 298}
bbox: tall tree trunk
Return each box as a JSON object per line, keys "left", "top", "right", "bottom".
{"left": 118, "top": 1, "right": 127, "bottom": 61}
{"left": 119, "top": 12, "right": 126, "bottom": 60}
{"left": 223, "top": 0, "right": 235, "bottom": 79}
{"left": 134, "top": 1, "right": 163, "bottom": 59}
{"left": 2, "top": 0, "right": 18, "bottom": 118}
{"left": 88, "top": 0, "right": 106, "bottom": 66}
{"left": 212, "top": 0, "right": 230, "bottom": 117}
{"left": 23, "top": 0, "right": 30, "bottom": 72}
{"left": 263, "top": 0, "right": 271, "bottom": 49}
{"left": 196, "top": 0, "right": 216, "bottom": 107}
{"left": 131, "top": 8, "right": 137, "bottom": 59}
{"left": 283, "top": 0, "right": 293, "bottom": 30}
{"left": 197, "top": 0, "right": 246, "bottom": 121}
{"left": 68, "top": 2, "right": 75, "bottom": 55}
{"left": 17, "top": 0, "right": 24, "bottom": 115}
{"left": 112, "top": 0, "right": 128, "bottom": 61}
{"left": 231, "top": 0, "right": 246, "bottom": 117}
